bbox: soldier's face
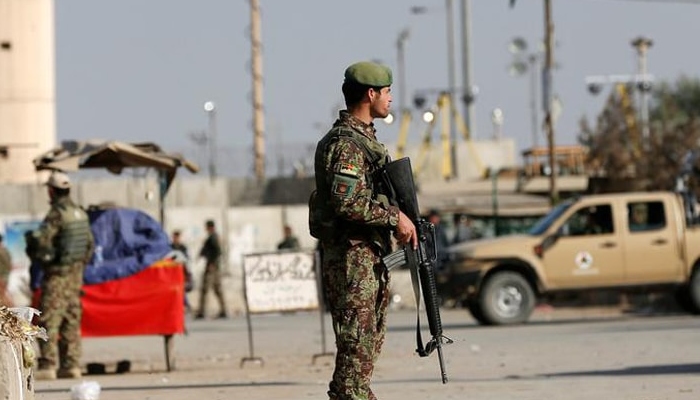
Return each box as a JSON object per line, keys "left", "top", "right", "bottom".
{"left": 369, "top": 87, "right": 392, "bottom": 119}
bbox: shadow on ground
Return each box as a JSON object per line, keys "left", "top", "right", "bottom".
{"left": 36, "top": 381, "right": 299, "bottom": 394}
{"left": 543, "top": 363, "right": 700, "bottom": 378}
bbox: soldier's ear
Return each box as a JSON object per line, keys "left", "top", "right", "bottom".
{"left": 367, "top": 87, "right": 378, "bottom": 102}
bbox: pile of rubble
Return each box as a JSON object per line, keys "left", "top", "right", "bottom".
{"left": 0, "top": 306, "right": 46, "bottom": 400}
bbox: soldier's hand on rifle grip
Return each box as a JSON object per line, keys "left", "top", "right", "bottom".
{"left": 396, "top": 211, "right": 418, "bottom": 249}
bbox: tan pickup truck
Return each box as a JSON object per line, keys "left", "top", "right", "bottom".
{"left": 439, "top": 191, "right": 700, "bottom": 325}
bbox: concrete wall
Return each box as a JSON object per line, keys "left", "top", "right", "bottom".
{"left": 1, "top": 202, "right": 316, "bottom": 315}
{"left": 0, "top": 176, "right": 424, "bottom": 314}
{"left": 391, "top": 138, "right": 518, "bottom": 182}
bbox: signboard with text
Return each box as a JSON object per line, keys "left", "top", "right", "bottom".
{"left": 243, "top": 251, "right": 318, "bottom": 314}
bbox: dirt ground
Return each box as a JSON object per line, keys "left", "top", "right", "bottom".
{"left": 32, "top": 306, "right": 700, "bottom": 400}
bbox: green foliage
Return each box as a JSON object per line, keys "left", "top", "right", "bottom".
{"left": 651, "top": 76, "right": 700, "bottom": 122}
{"left": 580, "top": 76, "right": 700, "bottom": 191}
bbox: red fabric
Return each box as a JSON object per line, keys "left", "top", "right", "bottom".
{"left": 81, "top": 259, "right": 185, "bottom": 337}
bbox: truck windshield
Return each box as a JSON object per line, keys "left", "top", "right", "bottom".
{"left": 528, "top": 202, "right": 573, "bottom": 235}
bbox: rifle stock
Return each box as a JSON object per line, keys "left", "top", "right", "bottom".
{"left": 381, "top": 157, "right": 452, "bottom": 384}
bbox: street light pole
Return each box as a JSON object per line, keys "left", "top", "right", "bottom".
{"left": 446, "top": 0, "right": 459, "bottom": 179}
{"left": 508, "top": 38, "right": 541, "bottom": 149}
{"left": 204, "top": 101, "right": 217, "bottom": 181}
{"left": 528, "top": 54, "right": 540, "bottom": 148}
{"left": 543, "top": 0, "right": 557, "bottom": 205}
{"left": 631, "top": 36, "right": 653, "bottom": 148}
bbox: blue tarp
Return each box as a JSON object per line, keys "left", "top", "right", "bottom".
{"left": 30, "top": 207, "right": 172, "bottom": 288}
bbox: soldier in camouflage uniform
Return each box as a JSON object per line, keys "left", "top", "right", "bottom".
{"left": 33, "top": 171, "right": 95, "bottom": 381}
{"left": 310, "top": 61, "right": 417, "bottom": 400}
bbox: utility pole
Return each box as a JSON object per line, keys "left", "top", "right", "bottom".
{"left": 396, "top": 28, "right": 410, "bottom": 114}
{"left": 460, "top": 0, "right": 476, "bottom": 139}
{"left": 543, "top": 0, "right": 557, "bottom": 205}
{"left": 250, "top": 0, "right": 266, "bottom": 182}
{"left": 508, "top": 38, "right": 541, "bottom": 149}
{"left": 631, "top": 36, "right": 653, "bottom": 149}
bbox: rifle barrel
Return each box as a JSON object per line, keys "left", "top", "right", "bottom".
{"left": 437, "top": 343, "right": 448, "bottom": 384}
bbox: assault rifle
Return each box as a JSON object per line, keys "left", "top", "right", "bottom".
{"left": 380, "top": 157, "right": 452, "bottom": 384}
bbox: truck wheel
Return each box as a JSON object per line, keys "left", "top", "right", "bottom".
{"left": 478, "top": 271, "right": 535, "bottom": 325}
{"left": 674, "top": 286, "right": 698, "bottom": 314}
{"left": 466, "top": 299, "right": 489, "bottom": 325}
{"left": 688, "top": 271, "right": 700, "bottom": 314}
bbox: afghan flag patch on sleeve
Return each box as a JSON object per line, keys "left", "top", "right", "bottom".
{"left": 332, "top": 174, "right": 358, "bottom": 198}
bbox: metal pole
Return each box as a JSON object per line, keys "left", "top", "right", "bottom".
{"left": 460, "top": 0, "right": 475, "bottom": 139}
{"left": 491, "top": 170, "right": 500, "bottom": 237}
{"left": 446, "top": 0, "right": 458, "bottom": 179}
{"left": 529, "top": 54, "right": 539, "bottom": 148}
{"left": 543, "top": 0, "right": 557, "bottom": 205}
{"left": 631, "top": 36, "right": 653, "bottom": 149}
{"left": 397, "top": 28, "right": 410, "bottom": 114}
{"left": 205, "top": 103, "right": 217, "bottom": 181}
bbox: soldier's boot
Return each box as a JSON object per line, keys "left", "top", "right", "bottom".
{"left": 57, "top": 367, "right": 82, "bottom": 379}
{"left": 34, "top": 368, "right": 57, "bottom": 381}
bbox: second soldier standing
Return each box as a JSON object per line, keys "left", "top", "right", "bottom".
{"left": 309, "top": 61, "right": 417, "bottom": 400}
{"left": 33, "top": 172, "right": 95, "bottom": 380}
{"left": 195, "top": 220, "right": 228, "bottom": 319}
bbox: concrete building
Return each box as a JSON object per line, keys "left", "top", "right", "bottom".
{"left": 0, "top": 0, "right": 57, "bottom": 184}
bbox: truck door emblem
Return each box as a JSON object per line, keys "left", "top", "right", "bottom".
{"left": 575, "top": 251, "right": 593, "bottom": 270}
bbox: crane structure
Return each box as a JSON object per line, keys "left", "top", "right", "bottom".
{"left": 615, "top": 83, "right": 641, "bottom": 159}
{"left": 395, "top": 92, "right": 485, "bottom": 180}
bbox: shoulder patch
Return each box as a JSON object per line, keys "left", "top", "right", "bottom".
{"left": 332, "top": 174, "right": 358, "bottom": 198}
{"left": 338, "top": 162, "right": 360, "bottom": 177}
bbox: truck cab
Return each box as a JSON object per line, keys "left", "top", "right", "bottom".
{"left": 440, "top": 191, "right": 700, "bottom": 325}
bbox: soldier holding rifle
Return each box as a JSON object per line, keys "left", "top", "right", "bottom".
{"left": 309, "top": 61, "right": 417, "bottom": 400}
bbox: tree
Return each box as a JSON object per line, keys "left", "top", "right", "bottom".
{"left": 580, "top": 76, "right": 700, "bottom": 192}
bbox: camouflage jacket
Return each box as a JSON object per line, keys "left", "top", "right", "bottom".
{"left": 312, "top": 111, "right": 399, "bottom": 250}
{"left": 34, "top": 195, "right": 95, "bottom": 268}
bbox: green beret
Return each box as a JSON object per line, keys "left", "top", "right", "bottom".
{"left": 344, "top": 61, "right": 393, "bottom": 87}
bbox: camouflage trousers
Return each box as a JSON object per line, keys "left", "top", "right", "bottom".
{"left": 198, "top": 263, "right": 226, "bottom": 315}
{"left": 0, "top": 278, "right": 12, "bottom": 307}
{"left": 38, "top": 263, "right": 84, "bottom": 370}
{"left": 322, "top": 241, "right": 390, "bottom": 400}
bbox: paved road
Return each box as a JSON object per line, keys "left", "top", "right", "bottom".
{"left": 34, "top": 306, "right": 700, "bottom": 400}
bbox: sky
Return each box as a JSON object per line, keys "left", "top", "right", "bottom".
{"left": 54, "top": 0, "right": 700, "bottom": 178}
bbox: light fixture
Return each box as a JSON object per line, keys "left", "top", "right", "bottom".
{"left": 383, "top": 113, "right": 395, "bottom": 125}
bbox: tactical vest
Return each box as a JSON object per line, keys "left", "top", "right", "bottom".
{"left": 309, "top": 126, "right": 392, "bottom": 250}
{"left": 54, "top": 202, "right": 92, "bottom": 265}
